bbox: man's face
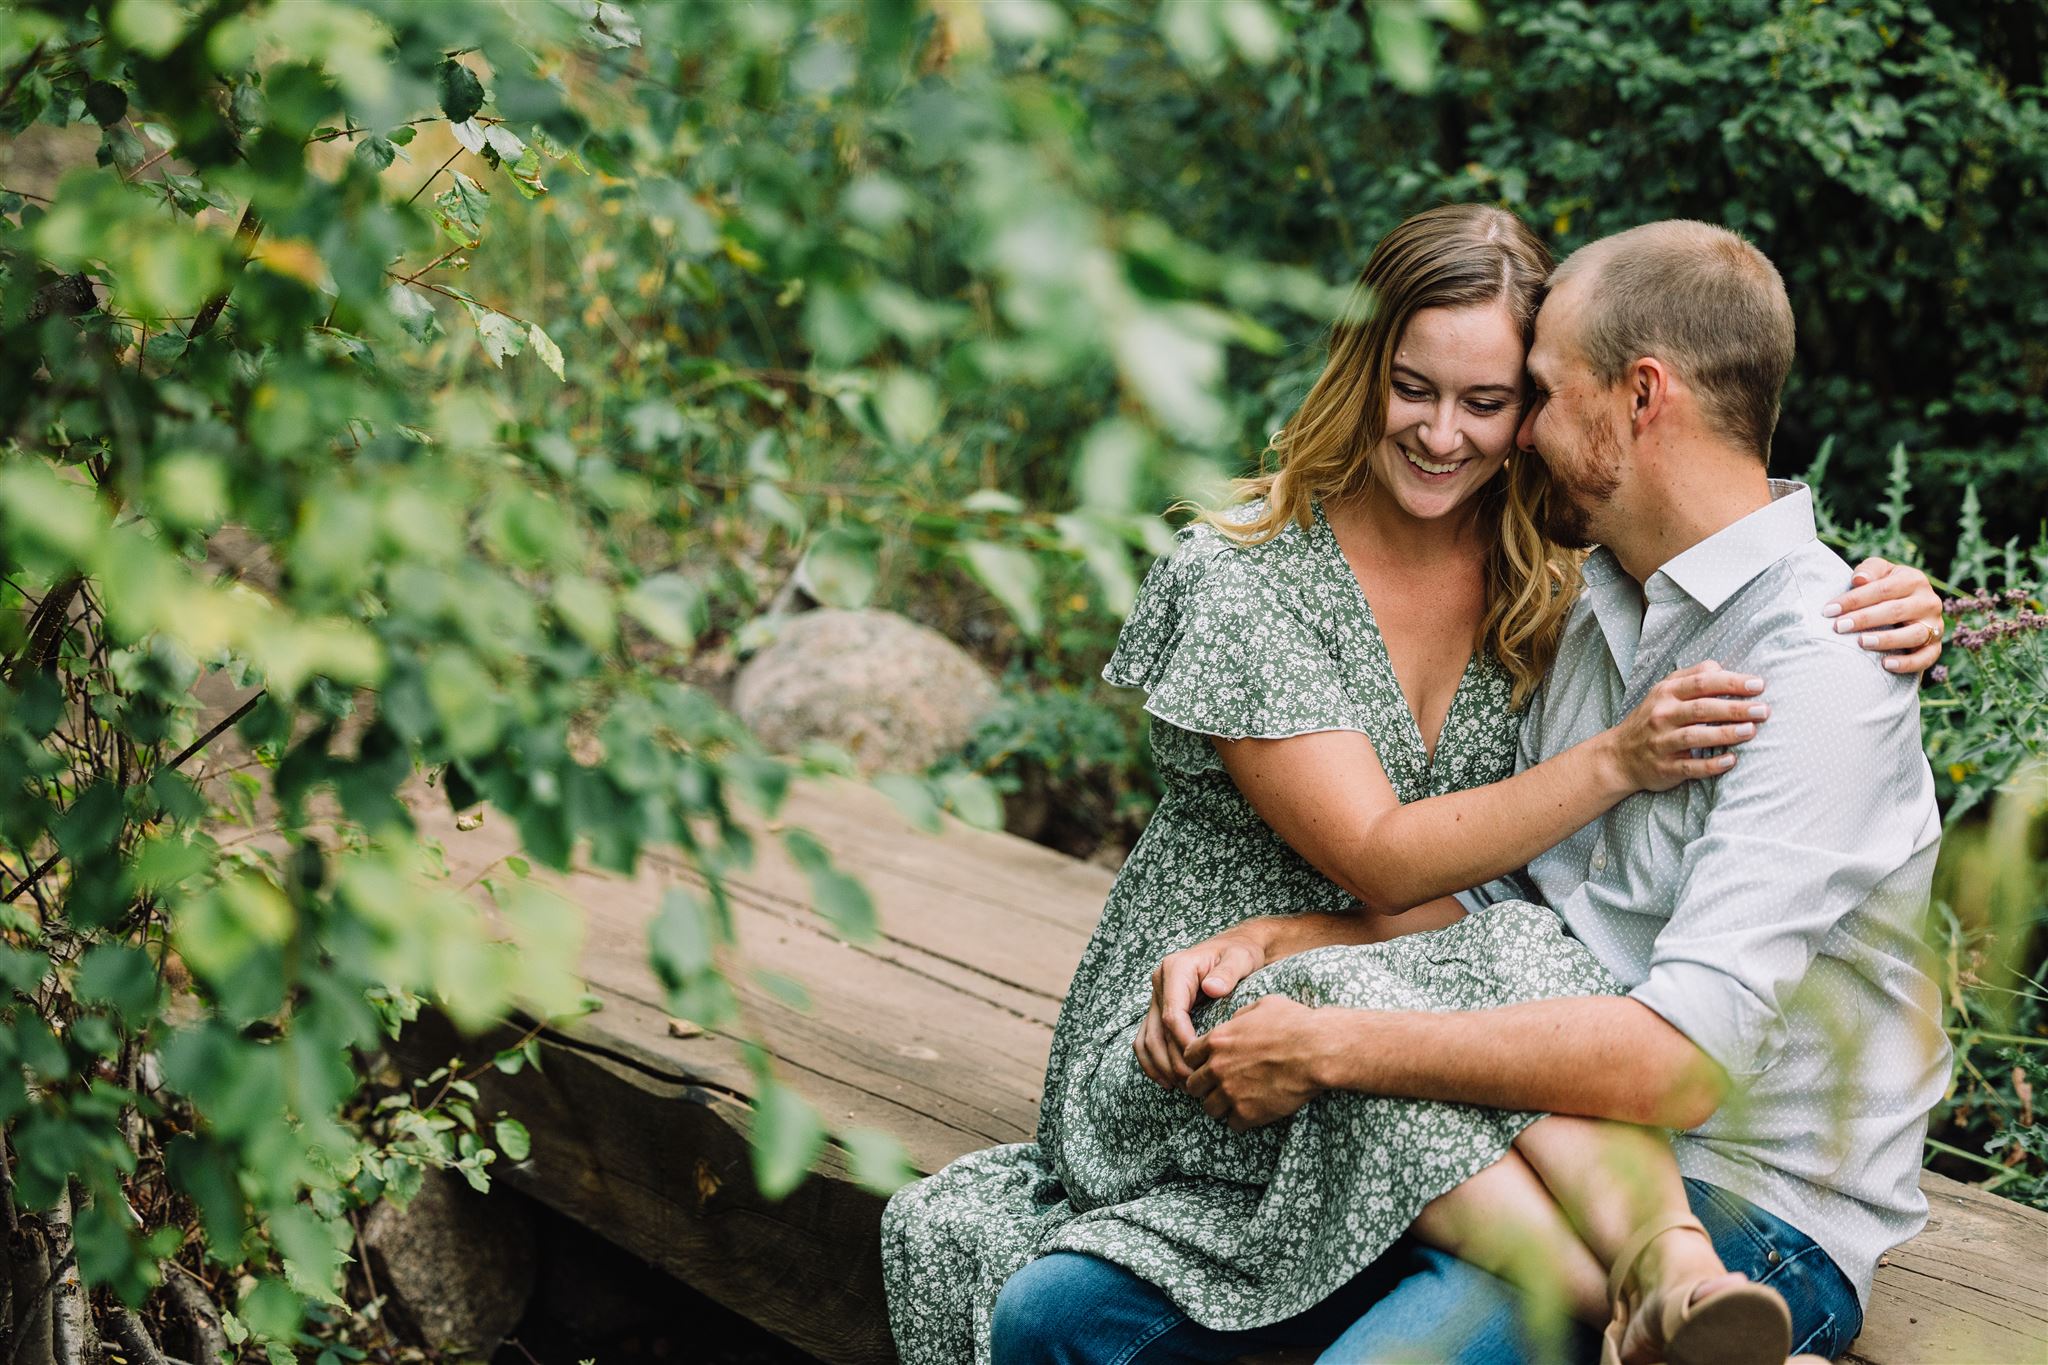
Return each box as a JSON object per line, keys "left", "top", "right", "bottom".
{"left": 1517, "top": 277, "right": 1627, "bottom": 549}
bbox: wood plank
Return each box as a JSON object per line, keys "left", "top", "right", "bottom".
{"left": 398, "top": 777, "right": 2048, "bottom": 1365}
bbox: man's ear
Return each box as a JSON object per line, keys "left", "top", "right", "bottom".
{"left": 1629, "top": 356, "right": 1675, "bottom": 436}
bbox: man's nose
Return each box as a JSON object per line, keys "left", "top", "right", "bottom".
{"left": 1514, "top": 401, "right": 1541, "bottom": 455}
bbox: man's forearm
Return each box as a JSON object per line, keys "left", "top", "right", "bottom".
{"left": 1306, "top": 994, "right": 1729, "bottom": 1130}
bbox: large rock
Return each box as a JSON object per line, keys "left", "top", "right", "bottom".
{"left": 733, "top": 609, "right": 998, "bottom": 775}
{"left": 362, "top": 1169, "right": 536, "bottom": 1358}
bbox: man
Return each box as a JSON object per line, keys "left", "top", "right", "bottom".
{"left": 1008, "top": 221, "right": 1951, "bottom": 1362}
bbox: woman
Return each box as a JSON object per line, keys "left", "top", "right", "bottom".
{"left": 880, "top": 206, "right": 1943, "bottom": 1365}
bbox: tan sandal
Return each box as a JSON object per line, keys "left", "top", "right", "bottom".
{"left": 1598, "top": 1210, "right": 1792, "bottom": 1365}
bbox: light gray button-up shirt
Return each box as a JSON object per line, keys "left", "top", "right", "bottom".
{"left": 1465, "top": 481, "right": 1949, "bottom": 1306}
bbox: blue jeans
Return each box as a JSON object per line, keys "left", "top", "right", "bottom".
{"left": 989, "top": 1179, "right": 1863, "bottom": 1364}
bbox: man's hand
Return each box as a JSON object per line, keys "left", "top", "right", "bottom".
{"left": 1134, "top": 926, "right": 1269, "bottom": 1088}
{"left": 1182, "top": 995, "right": 1334, "bottom": 1131}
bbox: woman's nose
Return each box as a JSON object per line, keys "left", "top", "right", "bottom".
{"left": 1420, "top": 406, "right": 1464, "bottom": 458}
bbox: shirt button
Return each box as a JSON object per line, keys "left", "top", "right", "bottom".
{"left": 1592, "top": 852, "right": 1608, "bottom": 873}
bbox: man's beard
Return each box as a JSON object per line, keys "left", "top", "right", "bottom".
{"left": 1539, "top": 419, "right": 1624, "bottom": 549}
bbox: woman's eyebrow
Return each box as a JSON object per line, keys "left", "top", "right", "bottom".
{"left": 1392, "top": 364, "right": 1519, "bottom": 397}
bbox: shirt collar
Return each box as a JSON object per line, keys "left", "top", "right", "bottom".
{"left": 1583, "top": 480, "right": 1817, "bottom": 612}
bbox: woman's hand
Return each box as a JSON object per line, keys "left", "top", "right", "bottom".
{"left": 1602, "top": 660, "right": 1769, "bottom": 793}
{"left": 1829, "top": 558, "right": 1945, "bottom": 676}
{"left": 1135, "top": 927, "right": 1269, "bottom": 1088}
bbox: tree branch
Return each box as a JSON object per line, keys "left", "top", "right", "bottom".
{"left": 44, "top": 1191, "right": 86, "bottom": 1365}
{"left": 106, "top": 1314, "right": 166, "bottom": 1365}
{"left": 1, "top": 691, "right": 265, "bottom": 907}
{"left": 179, "top": 203, "right": 264, "bottom": 352}
{"left": 159, "top": 1272, "right": 224, "bottom": 1365}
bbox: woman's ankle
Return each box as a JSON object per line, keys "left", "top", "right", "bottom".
{"left": 1629, "top": 1224, "right": 1729, "bottom": 1304}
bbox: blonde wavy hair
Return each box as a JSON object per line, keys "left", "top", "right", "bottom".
{"left": 1200, "top": 204, "right": 1582, "bottom": 708}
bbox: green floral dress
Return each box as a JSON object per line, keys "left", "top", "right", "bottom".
{"left": 880, "top": 501, "right": 1619, "bottom": 1364}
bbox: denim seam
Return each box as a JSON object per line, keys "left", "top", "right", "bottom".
{"left": 1754, "top": 1240, "right": 1829, "bottom": 1290}
{"left": 1791, "top": 1311, "right": 1839, "bottom": 1358}
{"left": 1111, "top": 1303, "right": 1195, "bottom": 1365}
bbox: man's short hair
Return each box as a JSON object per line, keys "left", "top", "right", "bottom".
{"left": 1550, "top": 221, "right": 1796, "bottom": 462}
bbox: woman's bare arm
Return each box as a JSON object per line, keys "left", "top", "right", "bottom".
{"left": 1213, "top": 661, "right": 1769, "bottom": 915}
{"left": 1133, "top": 661, "right": 1770, "bottom": 1088}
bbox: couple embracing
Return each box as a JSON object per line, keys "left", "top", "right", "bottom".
{"left": 881, "top": 208, "right": 1952, "bottom": 1364}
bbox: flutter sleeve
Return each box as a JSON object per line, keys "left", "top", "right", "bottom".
{"left": 1101, "top": 527, "right": 1362, "bottom": 741}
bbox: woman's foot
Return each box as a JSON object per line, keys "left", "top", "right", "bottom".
{"left": 1604, "top": 1217, "right": 1792, "bottom": 1365}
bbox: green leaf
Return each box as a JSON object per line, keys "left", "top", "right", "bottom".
{"left": 962, "top": 488, "right": 1023, "bottom": 514}
{"left": 85, "top": 80, "right": 129, "bottom": 126}
{"left": 492, "top": 1117, "right": 531, "bottom": 1161}
{"left": 527, "top": 321, "right": 565, "bottom": 380}
{"left": 875, "top": 370, "right": 941, "bottom": 447}
{"left": 424, "top": 648, "right": 502, "bottom": 758}
{"left": 841, "top": 1127, "right": 916, "bottom": 1194}
{"left": 551, "top": 574, "right": 616, "bottom": 653}
{"left": 438, "top": 59, "right": 486, "bottom": 123}
{"left": 726, "top": 753, "right": 790, "bottom": 817}
{"left": 750, "top": 1081, "right": 825, "bottom": 1201}
{"left": 386, "top": 283, "right": 441, "bottom": 343}
{"left": 937, "top": 770, "right": 1004, "bottom": 832}
{"left": 623, "top": 573, "right": 709, "bottom": 648}
{"left": 962, "top": 541, "right": 1044, "bottom": 635}
{"left": 808, "top": 866, "right": 876, "bottom": 941}
{"left": 238, "top": 1276, "right": 302, "bottom": 1342}
{"left": 355, "top": 134, "right": 396, "bottom": 171}
{"left": 751, "top": 967, "right": 811, "bottom": 1012}
{"left": 469, "top": 309, "right": 526, "bottom": 367}
{"left": 112, "top": 0, "right": 190, "bottom": 57}
{"left": 801, "top": 527, "right": 879, "bottom": 609}
{"left": 871, "top": 773, "right": 942, "bottom": 834}
{"left": 747, "top": 481, "right": 807, "bottom": 539}
{"left": 650, "top": 888, "right": 716, "bottom": 986}
{"left": 1075, "top": 417, "right": 1150, "bottom": 513}
{"left": 270, "top": 1204, "right": 342, "bottom": 1300}
{"left": 1371, "top": 2, "right": 1438, "bottom": 93}
{"left": 75, "top": 943, "right": 161, "bottom": 1019}
{"left": 430, "top": 171, "right": 489, "bottom": 246}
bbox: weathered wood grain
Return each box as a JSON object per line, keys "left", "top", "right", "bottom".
{"left": 401, "top": 778, "right": 2048, "bottom": 1365}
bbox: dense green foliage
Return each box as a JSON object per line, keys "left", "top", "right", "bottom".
{"left": 0, "top": 0, "right": 2042, "bottom": 1360}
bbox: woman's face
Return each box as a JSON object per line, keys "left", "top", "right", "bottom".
{"left": 1368, "top": 303, "right": 1526, "bottom": 522}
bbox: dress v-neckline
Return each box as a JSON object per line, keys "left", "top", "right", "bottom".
{"left": 1311, "top": 500, "right": 1482, "bottom": 771}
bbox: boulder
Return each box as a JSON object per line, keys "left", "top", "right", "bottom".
{"left": 361, "top": 1169, "right": 536, "bottom": 1358}
{"left": 733, "top": 609, "right": 998, "bottom": 775}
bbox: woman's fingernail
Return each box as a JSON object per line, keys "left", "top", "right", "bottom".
{"left": 1745, "top": 677, "right": 1764, "bottom": 692}
{"left": 1748, "top": 703, "right": 1769, "bottom": 718}
{"left": 1736, "top": 723, "right": 1756, "bottom": 737}
{"left": 1834, "top": 617, "right": 1856, "bottom": 633}
{"left": 1883, "top": 657, "right": 1904, "bottom": 671}
{"left": 1821, "top": 603, "right": 1842, "bottom": 618}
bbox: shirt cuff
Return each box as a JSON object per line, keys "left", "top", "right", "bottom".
{"left": 1629, "top": 959, "right": 1777, "bottom": 1082}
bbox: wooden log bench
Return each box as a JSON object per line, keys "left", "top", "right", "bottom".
{"left": 397, "top": 780, "right": 2048, "bottom": 1364}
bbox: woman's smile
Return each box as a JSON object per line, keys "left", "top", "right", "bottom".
{"left": 1398, "top": 446, "right": 1474, "bottom": 480}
